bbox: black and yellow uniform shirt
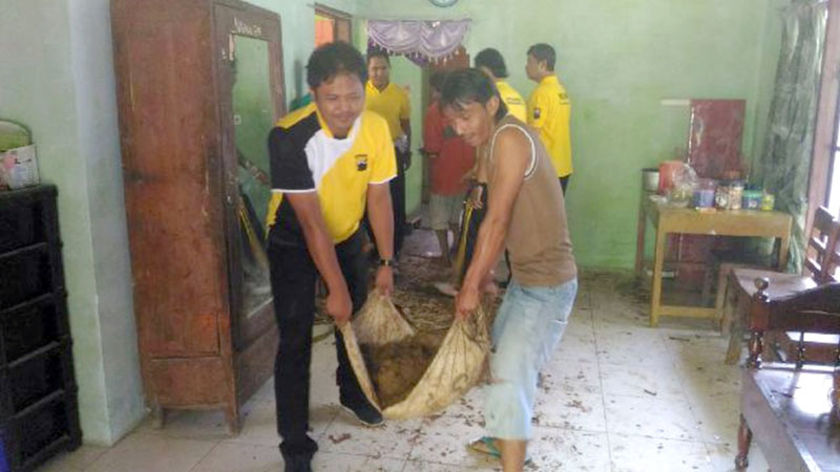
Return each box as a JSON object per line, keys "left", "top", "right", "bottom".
{"left": 495, "top": 80, "right": 527, "bottom": 123}
{"left": 527, "top": 75, "right": 572, "bottom": 177}
{"left": 266, "top": 102, "right": 397, "bottom": 246}
{"left": 365, "top": 81, "right": 410, "bottom": 142}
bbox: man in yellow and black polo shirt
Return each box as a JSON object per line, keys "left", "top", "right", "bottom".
{"left": 266, "top": 42, "right": 396, "bottom": 472}
{"left": 474, "top": 48, "right": 527, "bottom": 122}
{"left": 526, "top": 43, "right": 573, "bottom": 194}
{"left": 365, "top": 49, "right": 411, "bottom": 257}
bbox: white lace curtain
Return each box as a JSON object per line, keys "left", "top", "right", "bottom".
{"left": 367, "top": 19, "right": 471, "bottom": 61}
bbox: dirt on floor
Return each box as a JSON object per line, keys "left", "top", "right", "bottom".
{"left": 360, "top": 329, "right": 447, "bottom": 408}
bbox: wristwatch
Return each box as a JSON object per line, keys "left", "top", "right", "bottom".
{"left": 378, "top": 258, "right": 394, "bottom": 267}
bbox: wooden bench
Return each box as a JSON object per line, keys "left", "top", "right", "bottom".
{"left": 735, "top": 279, "right": 840, "bottom": 471}
{"left": 724, "top": 206, "right": 840, "bottom": 364}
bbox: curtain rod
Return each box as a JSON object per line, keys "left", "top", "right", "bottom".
{"left": 352, "top": 17, "right": 472, "bottom": 22}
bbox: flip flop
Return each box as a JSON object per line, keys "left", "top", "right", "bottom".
{"left": 468, "top": 436, "right": 533, "bottom": 464}
{"left": 468, "top": 436, "right": 501, "bottom": 459}
{"left": 433, "top": 281, "right": 458, "bottom": 297}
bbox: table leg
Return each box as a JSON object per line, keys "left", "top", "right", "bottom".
{"left": 778, "top": 231, "right": 791, "bottom": 271}
{"left": 726, "top": 292, "right": 747, "bottom": 365}
{"left": 735, "top": 414, "right": 752, "bottom": 470}
{"left": 650, "top": 226, "right": 667, "bottom": 327}
{"left": 635, "top": 196, "right": 647, "bottom": 276}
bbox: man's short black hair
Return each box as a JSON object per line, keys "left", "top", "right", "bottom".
{"left": 474, "top": 48, "right": 508, "bottom": 79}
{"left": 429, "top": 72, "right": 447, "bottom": 93}
{"left": 306, "top": 41, "right": 367, "bottom": 89}
{"left": 527, "top": 43, "right": 556, "bottom": 71}
{"left": 440, "top": 68, "right": 508, "bottom": 122}
{"left": 367, "top": 48, "right": 391, "bottom": 66}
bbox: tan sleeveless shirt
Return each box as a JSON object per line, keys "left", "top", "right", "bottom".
{"left": 487, "top": 114, "right": 576, "bottom": 287}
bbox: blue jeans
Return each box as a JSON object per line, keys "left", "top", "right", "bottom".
{"left": 484, "top": 278, "right": 578, "bottom": 440}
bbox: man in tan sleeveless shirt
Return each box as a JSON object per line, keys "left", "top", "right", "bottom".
{"left": 441, "top": 69, "right": 577, "bottom": 472}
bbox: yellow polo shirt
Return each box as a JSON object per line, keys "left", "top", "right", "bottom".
{"left": 496, "top": 80, "right": 527, "bottom": 122}
{"left": 266, "top": 103, "right": 397, "bottom": 245}
{"left": 365, "top": 81, "right": 410, "bottom": 142}
{"left": 527, "top": 75, "right": 572, "bottom": 177}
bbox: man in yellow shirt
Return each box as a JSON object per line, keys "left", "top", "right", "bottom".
{"left": 267, "top": 42, "right": 396, "bottom": 472}
{"left": 474, "top": 48, "right": 526, "bottom": 122}
{"left": 365, "top": 49, "right": 411, "bottom": 257}
{"left": 526, "top": 43, "right": 572, "bottom": 193}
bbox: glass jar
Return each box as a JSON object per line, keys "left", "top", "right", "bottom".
{"left": 742, "top": 190, "right": 762, "bottom": 210}
{"left": 715, "top": 181, "right": 731, "bottom": 209}
{"left": 692, "top": 178, "right": 716, "bottom": 208}
{"left": 761, "top": 193, "right": 775, "bottom": 211}
{"left": 729, "top": 180, "right": 744, "bottom": 210}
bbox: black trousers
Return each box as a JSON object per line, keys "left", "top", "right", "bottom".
{"left": 455, "top": 183, "right": 487, "bottom": 284}
{"left": 560, "top": 175, "right": 570, "bottom": 194}
{"left": 267, "top": 230, "right": 369, "bottom": 457}
{"left": 390, "top": 147, "right": 409, "bottom": 257}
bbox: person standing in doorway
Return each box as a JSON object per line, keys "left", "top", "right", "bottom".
{"left": 442, "top": 69, "right": 577, "bottom": 472}
{"left": 525, "top": 43, "right": 573, "bottom": 194}
{"left": 474, "top": 48, "right": 527, "bottom": 123}
{"left": 475, "top": 47, "right": 528, "bottom": 287}
{"left": 365, "top": 48, "right": 411, "bottom": 259}
{"left": 266, "top": 42, "right": 397, "bottom": 472}
{"left": 422, "top": 72, "right": 475, "bottom": 268}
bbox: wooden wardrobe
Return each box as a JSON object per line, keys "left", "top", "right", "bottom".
{"left": 111, "top": 0, "right": 284, "bottom": 433}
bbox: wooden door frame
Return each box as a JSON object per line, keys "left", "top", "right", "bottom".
{"left": 214, "top": 1, "right": 285, "bottom": 352}
{"left": 808, "top": 0, "right": 840, "bottom": 229}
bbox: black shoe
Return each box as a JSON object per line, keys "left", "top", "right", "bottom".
{"left": 279, "top": 436, "right": 317, "bottom": 472}
{"left": 339, "top": 397, "right": 384, "bottom": 427}
{"left": 282, "top": 454, "right": 312, "bottom": 472}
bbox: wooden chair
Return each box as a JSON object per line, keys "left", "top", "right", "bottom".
{"left": 735, "top": 279, "right": 840, "bottom": 471}
{"left": 723, "top": 207, "right": 840, "bottom": 364}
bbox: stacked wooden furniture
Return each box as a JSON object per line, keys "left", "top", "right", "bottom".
{"left": 0, "top": 185, "right": 81, "bottom": 471}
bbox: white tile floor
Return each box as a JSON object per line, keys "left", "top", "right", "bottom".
{"left": 38, "top": 270, "right": 770, "bottom": 471}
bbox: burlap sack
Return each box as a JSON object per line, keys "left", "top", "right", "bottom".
{"left": 352, "top": 291, "right": 415, "bottom": 345}
{"left": 341, "top": 296, "right": 490, "bottom": 419}
{"left": 383, "top": 306, "right": 489, "bottom": 419}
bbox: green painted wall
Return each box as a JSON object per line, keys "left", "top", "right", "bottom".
{"left": 389, "top": 57, "right": 426, "bottom": 215}
{"left": 356, "top": 0, "right": 789, "bottom": 268}
{"left": 0, "top": 0, "right": 789, "bottom": 445}
{"left": 1, "top": 0, "right": 145, "bottom": 445}
{"left": 0, "top": 0, "right": 358, "bottom": 446}
{"left": 244, "top": 0, "right": 359, "bottom": 110}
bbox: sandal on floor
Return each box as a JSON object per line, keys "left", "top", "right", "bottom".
{"left": 433, "top": 281, "right": 458, "bottom": 297}
{"left": 467, "top": 437, "right": 533, "bottom": 464}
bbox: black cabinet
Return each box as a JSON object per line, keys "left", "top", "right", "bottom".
{"left": 0, "top": 185, "right": 81, "bottom": 472}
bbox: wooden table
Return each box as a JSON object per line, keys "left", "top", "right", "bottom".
{"left": 739, "top": 367, "right": 840, "bottom": 471}
{"left": 635, "top": 196, "right": 792, "bottom": 326}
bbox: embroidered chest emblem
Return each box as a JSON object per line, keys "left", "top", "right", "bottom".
{"left": 355, "top": 154, "right": 368, "bottom": 171}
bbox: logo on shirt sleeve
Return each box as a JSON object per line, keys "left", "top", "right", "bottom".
{"left": 355, "top": 154, "right": 368, "bottom": 171}
{"left": 533, "top": 107, "right": 541, "bottom": 119}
